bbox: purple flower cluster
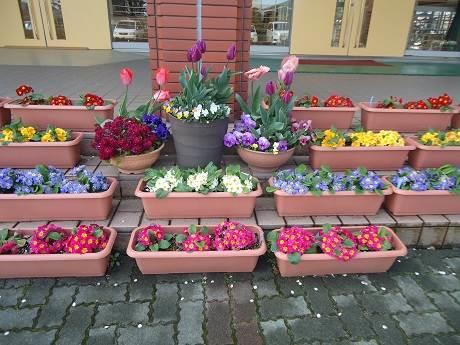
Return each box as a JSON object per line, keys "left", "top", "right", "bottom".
{"left": 271, "top": 165, "right": 386, "bottom": 195}
{"left": 0, "top": 165, "right": 110, "bottom": 195}
{"left": 390, "top": 166, "right": 459, "bottom": 192}
{"left": 141, "top": 114, "right": 170, "bottom": 141}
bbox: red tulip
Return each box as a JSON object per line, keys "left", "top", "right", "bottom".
{"left": 155, "top": 67, "right": 169, "bottom": 86}
{"left": 119, "top": 68, "right": 133, "bottom": 86}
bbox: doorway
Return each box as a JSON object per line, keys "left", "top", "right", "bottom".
{"left": 0, "top": 0, "right": 111, "bottom": 49}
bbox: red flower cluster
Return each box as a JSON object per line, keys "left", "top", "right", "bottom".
{"left": 213, "top": 221, "right": 257, "bottom": 251}
{"left": 0, "top": 241, "right": 20, "bottom": 254}
{"left": 377, "top": 93, "right": 453, "bottom": 110}
{"left": 49, "top": 95, "right": 73, "bottom": 106}
{"left": 356, "top": 225, "right": 390, "bottom": 251}
{"left": 320, "top": 226, "right": 357, "bottom": 261}
{"left": 93, "top": 117, "right": 158, "bottom": 160}
{"left": 136, "top": 225, "right": 165, "bottom": 247}
{"left": 29, "top": 224, "right": 69, "bottom": 254}
{"left": 82, "top": 93, "right": 104, "bottom": 107}
{"left": 16, "top": 84, "right": 33, "bottom": 96}
{"left": 66, "top": 224, "right": 108, "bottom": 254}
{"left": 324, "top": 95, "right": 354, "bottom": 107}
{"left": 276, "top": 226, "right": 315, "bottom": 255}
{"left": 181, "top": 231, "right": 212, "bottom": 252}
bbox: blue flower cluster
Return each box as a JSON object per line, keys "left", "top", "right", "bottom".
{"left": 0, "top": 165, "right": 109, "bottom": 195}
{"left": 271, "top": 165, "right": 386, "bottom": 195}
{"left": 141, "top": 114, "right": 170, "bottom": 141}
{"left": 390, "top": 166, "right": 459, "bottom": 192}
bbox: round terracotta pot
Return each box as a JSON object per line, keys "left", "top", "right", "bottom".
{"left": 110, "top": 143, "right": 164, "bottom": 174}
{"left": 237, "top": 146, "right": 295, "bottom": 172}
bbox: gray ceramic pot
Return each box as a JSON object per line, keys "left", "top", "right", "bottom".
{"left": 169, "top": 115, "right": 229, "bottom": 168}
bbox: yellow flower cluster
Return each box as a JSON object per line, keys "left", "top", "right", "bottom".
{"left": 19, "top": 126, "right": 36, "bottom": 141}
{"left": 41, "top": 128, "right": 68, "bottom": 142}
{"left": 0, "top": 128, "right": 14, "bottom": 142}
{"left": 349, "top": 130, "right": 405, "bottom": 147}
{"left": 419, "top": 130, "right": 460, "bottom": 146}
{"left": 0, "top": 125, "right": 69, "bottom": 143}
{"left": 320, "top": 129, "right": 346, "bottom": 148}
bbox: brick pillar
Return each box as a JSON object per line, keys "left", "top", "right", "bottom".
{"left": 147, "top": 0, "right": 251, "bottom": 120}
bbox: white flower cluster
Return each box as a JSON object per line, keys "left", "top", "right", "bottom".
{"left": 149, "top": 170, "right": 181, "bottom": 193}
{"left": 187, "top": 171, "right": 208, "bottom": 191}
{"left": 191, "top": 102, "right": 230, "bottom": 121}
{"left": 222, "top": 175, "right": 247, "bottom": 194}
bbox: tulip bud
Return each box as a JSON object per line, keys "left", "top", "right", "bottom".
{"left": 265, "top": 80, "right": 276, "bottom": 96}
{"left": 196, "top": 40, "right": 206, "bottom": 54}
{"left": 119, "top": 68, "right": 133, "bottom": 86}
{"left": 226, "top": 43, "right": 237, "bottom": 61}
{"left": 283, "top": 71, "right": 294, "bottom": 86}
{"left": 200, "top": 65, "right": 208, "bottom": 77}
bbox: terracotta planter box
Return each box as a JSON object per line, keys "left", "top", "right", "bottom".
{"left": 127, "top": 225, "right": 266, "bottom": 274}
{"left": 0, "top": 98, "right": 11, "bottom": 126}
{"left": 405, "top": 136, "right": 460, "bottom": 169}
{"left": 274, "top": 226, "right": 407, "bottom": 277}
{"left": 135, "top": 180, "right": 262, "bottom": 219}
{"left": 0, "top": 177, "right": 118, "bottom": 221}
{"left": 0, "top": 132, "right": 83, "bottom": 168}
{"left": 269, "top": 178, "right": 391, "bottom": 216}
{"left": 309, "top": 143, "right": 415, "bottom": 171}
{"left": 359, "top": 102, "right": 453, "bottom": 132}
{"left": 4, "top": 99, "right": 116, "bottom": 131}
{"left": 291, "top": 106, "right": 358, "bottom": 129}
{"left": 452, "top": 106, "right": 460, "bottom": 128}
{"left": 0, "top": 227, "right": 116, "bottom": 278}
{"left": 237, "top": 146, "right": 295, "bottom": 173}
{"left": 383, "top": 177, "right": 460, "bottom": 215}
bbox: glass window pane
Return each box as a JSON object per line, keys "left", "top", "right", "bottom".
{"left": 17, "top": 0, "right": 34, "bottom": 39}
{"left": 50, "top": 0, "right": 66, "bottom": 40}
{"left": 251, "top": 0, "right": 292, "bottom": 47}
{"left": 110, "top": 0, "right": 148, "bottom": 42}
{"left": 331, "top": 0, "right": 346, "bottom": 47}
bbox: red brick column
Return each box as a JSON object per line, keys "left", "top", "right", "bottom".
{"left": 147, "top": 0, "right": 251, "bottom": 119}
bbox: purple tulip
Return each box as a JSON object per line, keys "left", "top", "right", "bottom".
{"left": 241, "top": 132, "right": 256, "bottom": 146}
{"left": 223, "top": 133, "right": 237, "bottom": 147}
{"left": 258, "top": 137, "right": 270, "bottom": 151}
{"left": 282, "top": 91, "right": 293, "bottom": 104}
{"left": 200, "top": 65, "right": 208, "bottom": 77}
{"left": 265, "top": 80, "right": 276, "bottom": 96}
{"left": 226, "top": 43, "right": 237, "bottom": 61}
{"left": 187, "top": 45, "right": 202, "bottom": 63}
{"left": 283, "top": 71, "right": 294, "bottom": 86}
{"left": 196, "top": 40, "right": 206, "bottom": 54}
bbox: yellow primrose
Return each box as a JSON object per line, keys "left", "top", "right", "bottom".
{"left": 0, "top": 129, "right": 13, "bottom": 142}
{"left": 41, "top": 132, "right": 54, "bottom": 142}
{"left": 55, "top": 128, "right": 68, "bottom": 142}
{"left": 19, "top": 126, "right": 36, "bottom": 141}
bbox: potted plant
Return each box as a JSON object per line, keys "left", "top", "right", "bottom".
{"left": 163, "top": 40, "right": 235, "bottom": 168}
{"left": 309, "top": 128, "right": 415, "bottom": 170}
{"left": 4, "top": 84, "right": 116, "bottom": 131}
{"left": 0, "top": 119, "right": 82, "bottom": 168}
{"left": 127, "top": 221, "right": 266, "bottom": 274}
{"left": 384, "top": 165, "right": 460, "bottom": 215}
{"left": 0, "top": 97, "right": 11, "bottom": 126}
{"left": 359, "top": 93, "right": 457, "bottom": 131}
{"left": 0, "top": 223, "right": 116, "bottom": 278}
{"left": 293, "top": 94, "right": 358, "bottom": 129}
{"left": 228, "top": 58, "right": 312, "bottom": 172}
{"left": 268, "top": 165, "right": 391, "bottom": 216}
{"left": 0, "top": 165, "right": 117, "bottom": 221}
{"left": 135, "top": 163, "right": 262, "bottom": 218}
{"left": 406, "top": 129, "right": 460, "bottom": 169}
{"left": 267, "top": 224, "right": 407, "bottom": 277}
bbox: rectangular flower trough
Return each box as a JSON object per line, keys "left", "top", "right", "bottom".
{"left": 0, "top": 132, "right": 83, "bottom": 168}
{"left": 127, "top": 225, "right": 266, "bottom": 274}
{"left": 0, "top": 98, "right": 11, "bottom": 126}
{"left": 291, "top": 106, "right": 358, "bottom": 130}
{"left": 359, "top": 102, "right": 454, "bottom": 132}
{"left": 135, "top": 180, "right": 263, "bottom": 219}
{"left": 269, "top": 178, "right": 391, "bottom": 216}
{"left": 405, "top": 136, "right": 460, "bottom": 169}
{"left": 4, "top": 99, "right": 116, "bottom": 131}
{"left": 309, "top": 143, "right": 415, "bottom": 171}
{"left": 0, "top": 178, "right": 118, "bottom": 221}
{"left": 383, "top": 177, "right": 460, "bottom": 215}
{"left": 0, "top": 227, "right": 116, "bottom": 278}
{"left": 453, "top": 106, "right": 460, "bottom": 128}
{"left": 274, "top": 226, "right": 407, "bottom": 277}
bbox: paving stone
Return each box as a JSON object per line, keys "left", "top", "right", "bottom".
{"left": 206, "top": 301, "right": 232, "bottom": 345}
{"left": 288, "top": 316, "right": 347, "bottom": 342}
{"left": 55, "top": 305, "right": 94, "bottom": 345}
{"left": 109, "top": 211, "right": 142, "bottom": 232}
{"left": 284, "top": 216, "right": 314, "bottom": 227}
{"left": 394, "top": 227, "right": 422, "bottom": 246}
{"left": 22, "top": 279, "right": 54, "bottom": 306}
{"left": 95, "top": 302, "right": 149, "bottom": 326}
{"left": 255, "top": 197, "right": 275, "bottom": 210}
{"left": 255, "top": 279, "right": 278, "bottom": 298}
{"left": 360, "top": 292, "right": 413, "bottom": 314}
{"left": 0, "top": 307, "right": 38, "bottom": 330}
{"left": 392, "top": 215, "right": 423, "bottom": 227}
{"left": 75, "top": 285, "right": 127, "bottom": 304}
{"left": 419, "top": 226, "right": 449, "bottom": 247}
{"left": 234, "top": 322, "right": 263, "bottom": 345}
{"left": 333, "top": 295, "right": 376, "bottom": 339}
{"left": 415, "top": 274, "right": 460, "bottom": 292}
{"left": 339, "top": 215, "right": 370, "bottom": 225}
{"left": 118, "top": 198, "right": 143, "bottom": 212}
{"left": 322, "top": 275, "right": 376, "bottom": 295}
{"left": 366, "top": 273, "right": 400, "bottom": 292}
{"left": 140, "top": 214, "right": 170, "bottom": 226}
{"left": 3, "top": 279, "right": 30, "bottom": 289}
{"left": 178, "top": 300, "right": 204, "bottom": 345}
{"left": 179, "top": 282, "right": 204, "bottom": 301}
{"left": 417, "top": 249, "right": 459, "bottom": 270}
{"left": 407, "top": 336, "right": 440, "bottom": 345}
{"left": 367, "top": 314, "right": 407, "bottom": 345}
{"left": 258, "top": 296, "right": 310, "bottom": 320}
{"left": 37, "top": 286, "right": 75, "bottom": 327}
{"left": 419, "top": 214, "right": 450, "bottom": 226}
{"left": 393, "top": 276, "right": 436, "bottom": 312}
{"left": 312, "top": 215, "right": 342, "bottom": 226}
{"left": 49, "top": 220, "right": 80, "bottom": 228}
{"left": 0, "top": 330, "right": 57, "bottom": 345}
{"left": 199, "top": 218, "right": 226, "bottom": 226}
{"left": 107, "top": 255, "right": 134, "bottom": 284}
{"left": 451, "top": 291, "right": 460, "bottom": 304}
{"left": 329, "top": 341, "right": 378, "bottom": 345}
{"left": 153, "top": 283, "right": 178, "bottom": 323}
{"left": 276, "top": 277, "right": 306, "bottom": 296}
{"left": 260, "top": 319, "right": 291, "bottom": 345}
{"left": 0, "top": 288, "right": 22, "bottom": 307}
{"left": 394, "top": 312, "right": 454, "bottom": 336}
{"left": 427, "top": 291, "right": 460, "bottom": 331}
{"left": 118, "top": 324, "right": 175, "bottom": 345}
{"left": 205, "top": 273, "right": 229, "bottom": 302}
{"left": 229, "top": 215, "right": 258, "bottom": 225}
{"left": 445, "top": 214, "right": 460, "bottom": 226}
{"left": 256, "top": 210, "right": 285, "bottom": 229}
{"left": 444, "top": 257, "right": 460, "bottom": 273}
{"left": 389, "top": 256, "right": 427, "bottom": 274}
{"left": 129, "top": 281, "right": 154, "bottom": 302}
{"left": 252, "top": 259, "right": 274, "bottom": 281}
{"left": 435, "top": 334, "right": 460, "bottom": 345}
{"left": 170, "top": 218, "right": 199, "bottom": 226}
{"left": 87, "top": 326, "right": 117, "bottom": 345}
{"left": 365, "top": 209, "right": 396, "bottom": 226}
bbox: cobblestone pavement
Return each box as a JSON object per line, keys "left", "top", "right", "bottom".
{"left": 0, "top": 249, "right": 459, "bottom": 345}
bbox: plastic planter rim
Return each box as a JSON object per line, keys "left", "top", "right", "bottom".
{"left": 359, "top": 102, "right": 459, "bottom": 115}
{"left": 2, "top": 131, "right": 83, "bottom": 147}
{"left": 4, "top": 98, "right": 117, "bottom": 110}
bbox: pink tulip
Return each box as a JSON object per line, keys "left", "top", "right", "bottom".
{"left": 119, "top": 67, "right": 133, "bottom": 86}
{"left": 244, "top": 65, "right": 270, "bottom": 80}
{"left": 154, "top": 90, "right": 171, "bottom": 102}
{"left": 280, "top": 55, "right": 299, "bottom": 73}
{"left": 155, "top": 67, "right": 169, "bottom": 86}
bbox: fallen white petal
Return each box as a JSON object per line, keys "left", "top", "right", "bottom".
{"left": 360, "top": 281, "right": 368, "bottom": 286}
{"left": 249, "top": 299, "right": 254, "bottom": 303}
{"left": 338, "top": 312, "right": 342, "bottom": 316}
{"left": 104, "top": 326, "right": 109, "bottom": 329}
{"left": 72, "top": 302, "right": 76, "bottom": 307}
{"left": 438, "top": 271, "right": 446, "bottom": 275}
{"left": 113, "top": 283, "right": 118, "bottom": 287}
{"left": 290, "top": 290, "right": 295, "bottom": 295}
{"left": 210, "top": 280, "right": 214, "bottom": 284}
{"left": 133, "top": 279, "right": 138, "bottom": 283}
{"left": 21, "top": 299, "right": 26, "bottom": 303}
{"left": 380, "top": 287, "right": 386, "bottom": 291}
{"left": 137, "top": 324, "right": 143, "bottom": 328}
{"left": 316, "top": 313, "right": 321, "bottom": 318}
{"left": 414, "top": 272, "right": 420, "bottom": 276}
{"left": 382, "top": 325, "right": 388, "bottom": 330}
{"left": 253, "top": 285, "right": 258, "bottom": 290}
{"left": 4, "top": 331, "right": 9, "bottom": 336}
{"left": 314, "top": 287, "right": 318, "bottom": 291}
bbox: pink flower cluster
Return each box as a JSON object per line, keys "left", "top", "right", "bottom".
{"left": 66, "top": 224, "right": 108, "bottom": 254}
{"left": 276, "top": 226, "right": 315, "bottom": 255}
{"left": 213, "top": 221, "right": 257, "bottom": 251}
{"left": 29, "top": 224, "right": 69, "bottom": 254}
{"left": 0, "top": 242, "right": 20, "bottom": 254}
{"left": 136, "top": 225, "right": 165, "bottom": 247}
{"left": 93, "top": 117, "right": 158, "bottom": 160}
{"left": 356, "top": 225, "right": 389, "bottom": 251}
{"left": 181, "top": 231, "right": 212, "bottom": 252}
{"left": 320, "top": 226, "right": 357, "bottom": 261}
